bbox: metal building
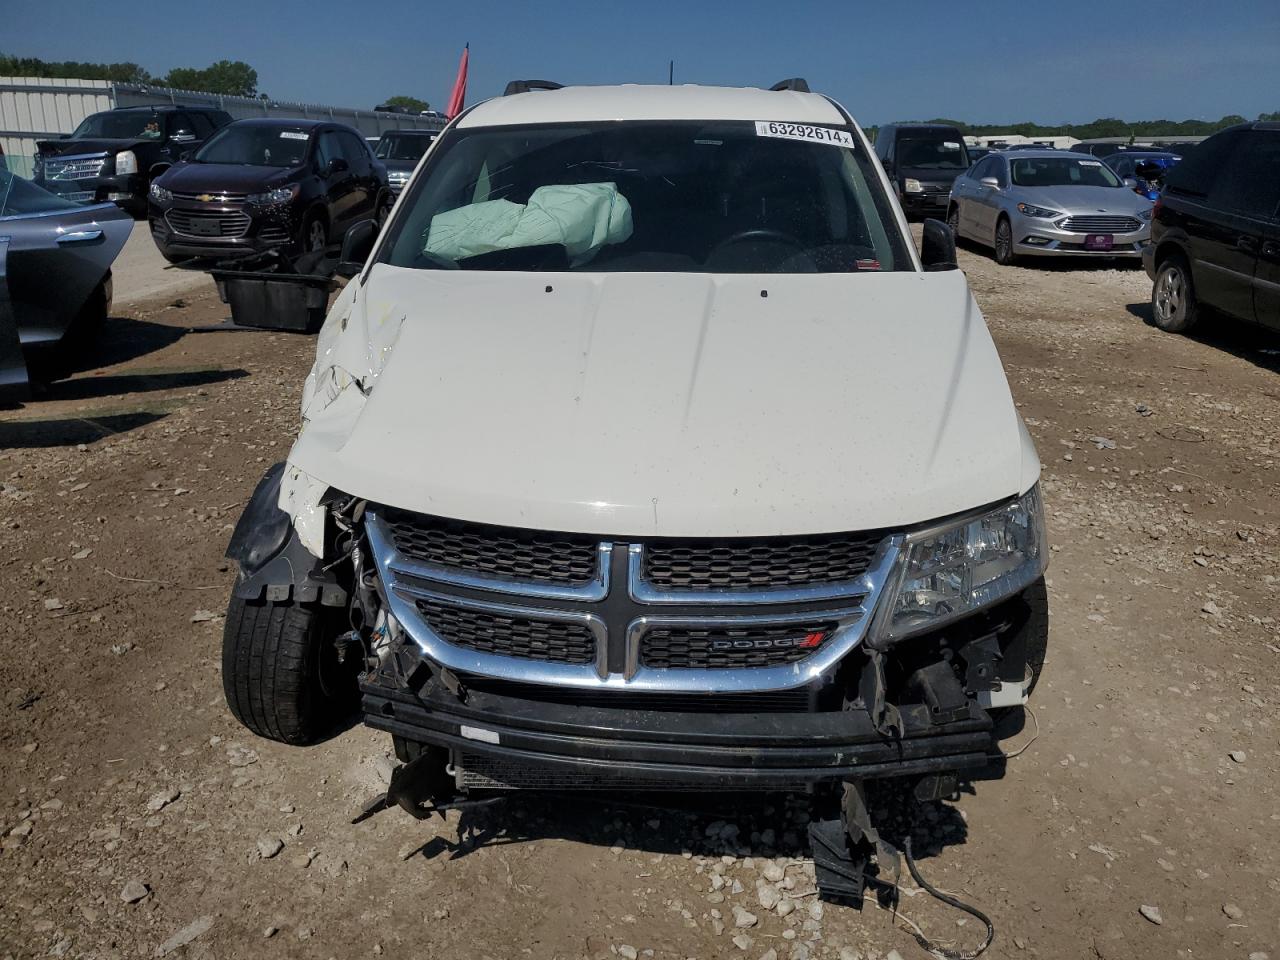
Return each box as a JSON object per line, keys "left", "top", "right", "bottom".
{"left": 1, "top": 76, "right": 444, "bottom": 176}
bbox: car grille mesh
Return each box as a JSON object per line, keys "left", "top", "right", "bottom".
{"left": 416, "top": 599, "right": 596, "bottom": 665}
{"left": 641, "top": 623, "right": 834, "bottom": 669}
{"left": 386, "top": 509, "right": 598, "bottom": 586}
{"left": 642, "top": 534, "right": 881, "bottom": 591}
{"left": 1057, "top": 215, "right": 1141, "bottom": 233}
{"left": 43, "top": 156, "right": 107, "bottom": 180}
{"left": 165, "top": 209, "right": 252, "bottom": 238}
{"left": 459, "top": 677, "right": 816, "bottom": 713}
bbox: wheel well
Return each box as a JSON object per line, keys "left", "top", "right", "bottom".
{"left": 1153, "top": 240, "right": 1188, "bottom": 270}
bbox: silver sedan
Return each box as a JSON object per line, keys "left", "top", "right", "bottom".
{"left": 947, "top": 150, "right": 1154, "bottom": 265}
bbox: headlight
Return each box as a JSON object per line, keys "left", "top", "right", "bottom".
{"left": 1016, "top": 202, "right": 1062, "bottom": 219}
{"left": 903, "top": 178, "right": 925, "bottom": 194}
{"left": 149, "top": 182, "right": 172, "bottom": 203}
{"left": 875, "top": 484, "right": 1047, "bottom": 643}
{"left": 115, "top": 151, "right": 138, "bottom": 176}
{"left": 388, "top": 170, "right": 409, "bottom": 183}
{"left": 1137, "top": 207, "right": 1154, "bottom": 221}
{"left": 248, "top": 185, "right": 299, "bottom": 205}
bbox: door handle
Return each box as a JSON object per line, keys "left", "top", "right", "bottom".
{"left": 1236, "top": 235, "right": 1258, "bottom": 254}
{"left": 56, "top": 230, "right": 103, "bottom": 246}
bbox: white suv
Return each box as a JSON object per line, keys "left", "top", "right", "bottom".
{"left": 220, "top": 78, "right": 1047, "bottom": 894}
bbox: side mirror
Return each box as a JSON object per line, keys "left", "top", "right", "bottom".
{"left": 326, "top": 157, "right": 350, "bottom": 177}
{"left": 171, "top": 131, "right": 196, "bottom": 143}
{"left": 179, "top": 150, "right": 192, "bottom": 162}
{"left": 921, "top": 218, "right": 958, "bottom": 272}
{"left": 979, "top": 176, "right": 1000, "bottom": 189}
{"left": 336, "top": 219, "right": 377, "bottom": 278}
{"left": 1122, "top": 177, "right": 1139, "bottom": 190}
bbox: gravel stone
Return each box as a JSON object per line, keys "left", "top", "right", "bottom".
{"left": 1222, "top": 903, "right": 1244, "bottom": 920}
{"left": 120, "top": 880, "right": 149, "bottom": 904}
{"left": 256, "top": 837, "right": 284, "bottom": 859}
{"left": 1139, "top": 904, "right": 1163, "bottom": 925}
{"left": 732, "top": 905, "right": 758, "bottom": 928}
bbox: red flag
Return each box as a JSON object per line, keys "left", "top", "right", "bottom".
{"left": 445, "top": 44, "right": 469, "bottom": 120}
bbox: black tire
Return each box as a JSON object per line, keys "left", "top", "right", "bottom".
{"left": 162, "top": 252, "right": 192, "bottom": 266}
{"left": 1150, "top": 252, "right": 1199, "bottom": 333}
{"left": 299, "top": 212, "right": 328, "bottom": 256}
{"left": 993, "top": 216, "right": 1017, "bottom": 266}
{"left": 221, "top": 594, "right": 356, "bottom": 745}
{"left": 946, "top": 203, "right": 960, "bottom": 239}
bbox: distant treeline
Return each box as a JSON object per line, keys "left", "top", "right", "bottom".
{"left": 867, "top": 112, "right": 1280, "bottom": 141}
{"left": 0, "top": 53, "right": 259, "bottom": 97}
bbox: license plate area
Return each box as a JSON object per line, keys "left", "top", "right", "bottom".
{"left": 1084, "top": 234, "right": 1114, "bottom": 251}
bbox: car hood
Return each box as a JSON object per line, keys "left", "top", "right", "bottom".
{"left": 158, "top": 163, "right": 294, "bottom": 192}
{"left": 382, "top": 159, "right": 418, "bottom": 174}
{"left": 898, "top": 167, "right": 965, "bottom": 186}
{"left": 285, "top": 265, "right": 1040, "bottom": 538}
{"left": 1014, "top": 184, "right": 1151, "bottom": 215}
{"left": 37, "top": 137, "right": 150, "bottom": 157}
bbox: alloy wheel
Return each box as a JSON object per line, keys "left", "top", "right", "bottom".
{"left": 1154, "top": 264, "right": 1183, "bottom": 324}
{"left": 308, "top": 219, "right": 327, "bottom": 252}
{"left": 995, "top": 221, "right": 1013, "bottom": 263}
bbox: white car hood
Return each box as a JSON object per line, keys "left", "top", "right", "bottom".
{"left": 286, "top": 264, "right": 1039, "bottom": 539}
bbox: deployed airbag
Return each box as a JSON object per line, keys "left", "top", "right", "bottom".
{"left": 425, "top": 182, "right": 633, "bottom": 265}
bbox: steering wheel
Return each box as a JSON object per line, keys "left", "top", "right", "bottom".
{"left": 708, "top": 228, "right": 806, "bottom": 257}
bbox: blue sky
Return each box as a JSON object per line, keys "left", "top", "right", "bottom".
{"left": 4, "top": 0, "right": 1279, "bottom": 126}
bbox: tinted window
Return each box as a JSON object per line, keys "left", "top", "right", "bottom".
{"left": 382, "top": 120, "right": 911, "bottom": 274}
{"left": 70, "top": 110, "right": 162, "bottom": 139}
{"left": 970, "top": 156, "right": 994, "bottom": 179}
{"left": 1010, "top": 156, "right": 1121, "bottom": 188}
{"left": 376, "top": 132, "right": 434, "bottom": 162}
{"left": 339, "top": 132, "right": 371, "bottom": 173}
{"left": 897, "top": 135, "right": 968, "bottom": 170}
{"left": 195, "top": 124, "right": 312, "bottom": 166}
{"left": 1205, "top": 131, "right": 1280, "bottom": 218}
{"left": 314, "top": 132, "right": 342, "bottom": 171}
{"left": 1, "top": 169, "right": 82, "bottom": 217}
{"left": 187, "top": 112, "right": 215, "bottom": 138}
{"left": 1165, "top": 129, "right": 1242, "bottom": 198}
{"left": 167, "top": 113, "right": 198, "bottom": 140}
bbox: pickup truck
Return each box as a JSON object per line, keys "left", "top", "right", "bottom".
{"left": 219, "top": 78, "right": 1049, "bottom": 902}
{"left": 34, "top": 105, "right": 232, "bottom": 216}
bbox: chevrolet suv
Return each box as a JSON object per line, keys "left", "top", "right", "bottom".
{"left": 220, "top": 79, "right": 1049, "bottom": 894}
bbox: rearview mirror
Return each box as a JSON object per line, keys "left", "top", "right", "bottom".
{"left": 979, "top": 176, "right": 1000, "bottom": 189}
{"left": 336, "top": 219, "right": 377, "bottom": 278}
{"left": 920, "top": 218, "right": 958, "bottom": 272}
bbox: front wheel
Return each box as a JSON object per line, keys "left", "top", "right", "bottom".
{"left": 1151, "top": 254, "right": 1199, "bottom": 333}
{"left": 299, "top": 214, "right": 328, "bottom": 255}
{"left": 221, "top": 594, "right": 357, "bottom": 745}
{"left": 993, "top": 217, "right": 1017, "bottom": 266}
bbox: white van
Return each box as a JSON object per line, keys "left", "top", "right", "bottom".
{"left": 220, "top": 78, "right": 1047, "bottom": 896}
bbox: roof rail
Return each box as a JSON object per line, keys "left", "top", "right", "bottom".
{"left": 503, "top": 80, "right": 564, "bottom": 96}
{"left": 769, "top": 78, "right": 810, "bottom": 93}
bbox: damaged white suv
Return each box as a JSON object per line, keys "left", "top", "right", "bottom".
{"left": 221, "top": 78, "right": 1048, "bottom": 896}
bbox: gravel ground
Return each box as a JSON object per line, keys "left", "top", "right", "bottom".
{"left": 1, "top": 239, "right": 1277, "bottom": 960}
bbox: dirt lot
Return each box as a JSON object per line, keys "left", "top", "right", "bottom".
{"left": 1, "top": 241, "right": 1277, "bottom": 960}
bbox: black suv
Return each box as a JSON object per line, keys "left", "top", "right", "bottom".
{"left": 874, "top": 123, "right": 969, "bottom": 219}
{"left": 1144, "top": 122, "right": 1280, "bottom": 334}
{"left": 34, "top": 105, "right": 232, "bottom": 215}
{"left": 148, "top": 118, "right": 390, "bottom": 263}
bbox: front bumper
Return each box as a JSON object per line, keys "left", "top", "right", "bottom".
{"left": 900, "top": 190, "right": 951, "bottom": 218}
{"left": 361, "top": 669, "right": 995, "bottom": 789}
{"left": 1012, "top": 214, "right": 1151, "bottom": 258}
{"left": 35, "top": 173, "right": 145, "bottom": 210}
{"left": 148, "top": 199, "right": 297, "bottom": 261}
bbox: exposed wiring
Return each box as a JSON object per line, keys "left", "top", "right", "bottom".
{"left": 995, "top": 706, "right": 1041, "bottom": 760}
{"left": 901, "top": 834, "right": 995, "bottom": 960}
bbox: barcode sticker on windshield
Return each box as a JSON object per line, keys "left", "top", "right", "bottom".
{"left": 755, "top": 121, "right": 854, "bottom": 148}
{"left": 279, "top": 131, "right": 309, "bottom": 140}
{"left": 1078, "top": 160, "right": 1102, "bottom": 166}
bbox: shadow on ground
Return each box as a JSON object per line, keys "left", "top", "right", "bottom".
{"left": 1125, "top": 301, "right": 1280, "bottom": 374}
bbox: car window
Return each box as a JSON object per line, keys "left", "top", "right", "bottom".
{"left": 1165, "top": 130, "right": 1242, "bottom": 199}
{"left": 314, "top": 132, "right": 343, "bottom": 171}
{"left": 376, "top": 133, "right": 433, "bottom": 162}
{"left": 1111, "top": 157, "right": 1132, "bottom": 177}
{"left": 1010, "top": 156, "right": 1121, "bottom": 188}
{"left": 339, "top": 132, "right": 371, "bottom": 174}
{"left": 70, "top": 110, "right": 164, "bottom": 140}
{"left": 187, "top": 112, "right": 215, "bottom": 139}
{"left": 0, "top": 168, "right": 82, "bottom": 217}
{"left": 969, "top": 156, "right": 992, "bottom": 179}
{"left": 1205, "top": 131, "right": 1280, "bottom": 219}
{"left": 195, "top": 124, "right": 312, "bottom": 166}
{"left": 896, "top": 135, "right": 968, "bottom": 170}
{"left": 167, "top": 113, "right": 199, "bottom": 142}
{"left": 382, "top": 120, "right": 911, "bottom": 274}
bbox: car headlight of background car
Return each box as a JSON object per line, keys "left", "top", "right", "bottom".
{"left": 115, "top": 151, "right": 138, "bottom": 176}
{"left": 903, "top": 178, "right": 925, "bottom": 194}
{"left": 1137, "top": 207, "right": 1154, "bottom": 221}
{"left": 149, "top": 182, "right": 172, "bottom": 204}
{"left": 248, "top": 185, "right": 300, "bottom": 205}
{"left": 1016, "top": 202, "right": 1062, "bottom": 219}
{"left": 875, "top": 484, "right": 1047, "bottom": 643}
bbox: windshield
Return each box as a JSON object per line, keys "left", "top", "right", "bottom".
{"left": 897, "top": 136, "right": 968, "bottom": 170}
{"left": 381, "top": 120, "right": 909, "bottom": 273}
{"left": 1011, "top": 157, "right": 1122, "bottom": 188}
{"left": 376, "top": 133, "right": 435, "bottom": 162}
{"left": 194, "top": 125, "right": 312, "bottom": 167}
{"left": 0, "top": 169, "right": 83, "bottom": 217}
{"left": 70, "top": 111, "right": 163, "bottom": 140}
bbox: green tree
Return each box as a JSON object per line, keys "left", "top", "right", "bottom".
{"left": 381, "top": 95, "right": 430, "bottom": 112}
{"left": 162, "top": 60, "right": 258, "bottom": 97}
{"left": 0, "top": 52, "right": 150, "bottom": 83}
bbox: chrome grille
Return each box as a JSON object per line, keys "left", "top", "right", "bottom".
{"left": 164, "top": 209, "right": 251, "bottom": 238}
{"left": 1057, "top": 215, "right": 1142, "bottom": 233}
{"left": 643, "top": 533, "right": 883, "bottom": 591}
{"left": 172, "top": 191, "right": 248, "bottom": 203}
{"left": 385, "top": 509, "right": 598, "bottom": 587}
{"left": 640, "top": 623, "right": 835, "bottom": 669}
{"left": 43, "top": 155, "right": 107, "bottom": 181}
{"left": 416, "top": 599, "right": 596, "bottom": 665}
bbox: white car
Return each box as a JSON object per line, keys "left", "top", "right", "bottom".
{"left": 219, "top": 78, "right": 1048, "bottom": 895}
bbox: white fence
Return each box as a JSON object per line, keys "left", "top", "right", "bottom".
{"left": 1, "top": 76, "right": 444, "bottom": 176}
